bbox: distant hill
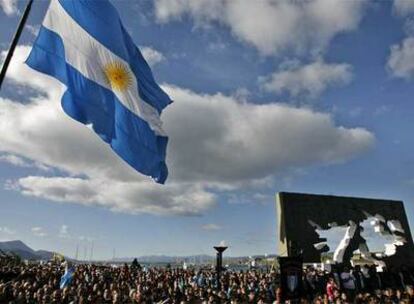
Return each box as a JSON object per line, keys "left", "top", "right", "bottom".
{"left": 0, "top": 240, "right": 57, "bottom": 261}
{"left": 0, "top": 240, "right": 276, "bottom": 263}
{"left": 0, "top": 240, "right": 34, "bottom": 254}
{"left": 35, "top": 250, "right": 56, "bottom": 261}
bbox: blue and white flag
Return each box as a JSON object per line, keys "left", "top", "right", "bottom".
{"left": 26, "top": 0, "right": 172, "bottom": 183}
{"left": 60, "top": 266, "right": 74, "bottom": 289}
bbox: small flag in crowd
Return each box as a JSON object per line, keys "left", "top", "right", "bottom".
{"left": 60, "top": 265, "right": 74, "bottom": 289}
{"left": 26, "top": 0, "right": 172, "bottom": 183}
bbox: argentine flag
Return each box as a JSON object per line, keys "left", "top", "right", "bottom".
{"left": 60, "top": 266, "right": 74, "bottom": 289}
{"left": 26, "top": 0, "right": 172, "bottom": 183}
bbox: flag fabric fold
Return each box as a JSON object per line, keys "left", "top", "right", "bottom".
{"left": 26, "top": 0, "right": 172, "bottom": 183}
{"left": 60, "top": 266, "right": 74, "bottom": 289}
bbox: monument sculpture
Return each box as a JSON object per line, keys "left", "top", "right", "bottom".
{"left": 277, "top": 192, "right": 414, "bottom": 268}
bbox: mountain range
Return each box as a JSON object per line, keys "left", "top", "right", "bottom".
{"left": 0, "top": 240, "right": 276, "bottom": 263}
{"left": 0, "top": 240, "right": 55, "bottom": 260}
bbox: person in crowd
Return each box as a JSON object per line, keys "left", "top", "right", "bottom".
{"left": 326, "top": 276, "right": 339, "bottom": 303}
{"left": 351, "top": 265, "right": 365, "bottom": 293}
{"left": 1, "top": 256, "right": 414, "bottom": 303}
{"left": 340, "top": 266, "right": 356, "bottom": 302}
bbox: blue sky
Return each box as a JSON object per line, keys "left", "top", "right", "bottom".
{"left": 1, "top": 0, "right": 414, "bottom": 260}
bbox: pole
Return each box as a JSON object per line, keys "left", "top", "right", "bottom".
{"left": 0, "top": 0, "right": 34, "bottom": 90}
{"left": 216, "top": 251, "right": 222, "bottom": 289}
{"left": 213, "top": 246, "right": 227, "bottom": 291}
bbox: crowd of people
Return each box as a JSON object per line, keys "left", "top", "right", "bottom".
{"left": 1, "top": 256, "right": 414, "bottom": 303}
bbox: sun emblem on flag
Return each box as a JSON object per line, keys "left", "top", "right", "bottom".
{"left": 103, "top": 62, "right": 133, "bottom": 92}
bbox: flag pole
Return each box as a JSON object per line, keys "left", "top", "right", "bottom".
{"left": 0, "top": 0, "right": 34, "bottom": 90}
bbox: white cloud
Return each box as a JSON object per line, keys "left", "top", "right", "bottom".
{"left": 260, "top": 60, "right": 353, "bottom": 99}
{"left": 25, "top": 24, "right": 40, "bottom": 36}
{"left": 163, "top": 85, "right": 374, "bottom": 183}
{"left": 393, "top": 0, "right": 414, "bottom": 17}
{"left": 226, "top": 192, "right": 272, "bottom": 205}
{"left": 0, "top": 227, "right": 15, "bottom": 235}
{"left": 0, "top": 0, "right": 18, "bottom": 16}
{"left": 18, "top": 176, "right": 216, "bottom": 216}
{"left": 202, "top": 223, "right": 222, "bottom": 231}
{"left": 59, "top": 225, "right": 69, "bottom": 238}
{"left": 78, "top": 235, "right": 95, "bottom": 242}
{"left": 387, "top": 37, "right": 414, "bottom": 79}
{"left": 0, "top": 153, "right": 50, "bottom": 171}
{"left": 154, "top": 0, "right": 366, "bottom": 56}
{"left": 140, "top": 46, "right": 165, "bottom": 67}
{"left": 0, "top": 46, "right": 375, "bottom": 216}
{"left": 31, "top": 227, "right": 47, "bottom": 237}
{"left": 0, "top": 154, "right": 29, "bottom": 167}
{"left": 388, "top": 1, "right": 414, "bottom": 78}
